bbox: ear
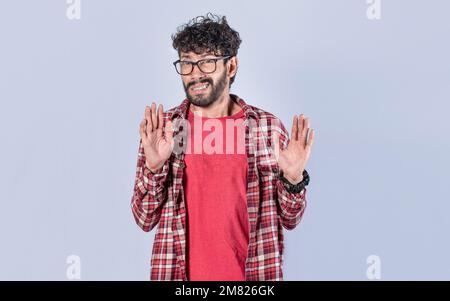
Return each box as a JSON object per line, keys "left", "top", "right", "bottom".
{"left": 228, "top": 56, "right": 238, "bottom": 78}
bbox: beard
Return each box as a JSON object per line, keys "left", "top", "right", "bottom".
{"left": 183, "top": 68, "right": 228, "bottom": 107}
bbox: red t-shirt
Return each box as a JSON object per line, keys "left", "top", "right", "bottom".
{"left": 184, "top": 106, "right": 249, "bottom": 281}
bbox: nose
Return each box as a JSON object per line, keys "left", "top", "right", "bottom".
{"left": 190, "top": 63, "right": 206, "bottom": 77}
{"left": 187, "top": 67, "right": 208, "bottom": 86}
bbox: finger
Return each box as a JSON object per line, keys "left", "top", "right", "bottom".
{"left": 139, "top": 119, "right": 148, "bottom": 140}
{"left": 302, "top": 117, "right": 310, "bottom": 146}
{"left": 151, "top": 102, "right": 158, "bottom": 129}
{"left": 306, "top": 128, "right": 315, "bottom": 153}
{"left": 298, "top": 114, "right": 305, "bottom": 143}
{"left": 157, "top": 104, "right": 164, "bottom": 136}
{"left": 291, "top": 115, "right": 298, "bottom": 141}
{"left": 144, "top": 106, "right": 154, "bottom": 133}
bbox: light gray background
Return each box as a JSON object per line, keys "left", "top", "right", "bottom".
{"left": 1, "top": 0, "right": 449, "bottom": 280}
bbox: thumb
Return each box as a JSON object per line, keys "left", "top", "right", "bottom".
{"left": 164, "top": 120, "right": 174, "bottom": 142}
{"left": 272, "top": 131, "right": 281, "bottom": 162}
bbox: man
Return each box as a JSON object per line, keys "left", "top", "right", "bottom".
{"left": 131, "top": 13, "right": 315, "bottom": 281}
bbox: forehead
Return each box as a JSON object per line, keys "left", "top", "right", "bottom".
{"left": 179, "top": 51, "right": 219, "bottom": 60}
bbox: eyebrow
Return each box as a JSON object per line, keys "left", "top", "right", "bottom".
{"left": 180, "top": 53, "right": 216, "bottom": 60}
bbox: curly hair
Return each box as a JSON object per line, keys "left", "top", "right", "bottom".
{"left": 171, "top": 13, "right": 242, "bottom": 86}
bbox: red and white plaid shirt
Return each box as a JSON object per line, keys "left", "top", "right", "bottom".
{"left": 131, "top": 94, "right": 307, "bottom": 281}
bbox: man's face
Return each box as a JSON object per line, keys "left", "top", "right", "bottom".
{"left": 179, "top": 51, "right": 229, "bottom": 107}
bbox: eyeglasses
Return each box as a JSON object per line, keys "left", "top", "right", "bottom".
{"left": 173, "top": 55, "right": 232, "bottom": 75}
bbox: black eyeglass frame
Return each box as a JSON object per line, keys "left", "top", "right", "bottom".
{"left": 173, "top": 55, "right": 233, "bottom": 75}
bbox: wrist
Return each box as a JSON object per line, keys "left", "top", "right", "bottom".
{"left": 279, "top": 169, "right": 310, "bottom": 194}
{"left": 145, "top": 161, "right": 163, "bottom": 174}
{"left": 282, "top": 170, "right": 304, "bottom": 184}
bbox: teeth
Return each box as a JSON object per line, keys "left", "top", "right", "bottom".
{"left": 192, "top": 84, "right": 208, "bottom": 91}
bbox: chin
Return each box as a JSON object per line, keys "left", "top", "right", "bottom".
{"left": 188, "top": 93, "right": 215, "bottom": 107}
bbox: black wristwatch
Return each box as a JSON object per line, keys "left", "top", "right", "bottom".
{"left": 279, "top": 169, "right": 310, "bottom": 194}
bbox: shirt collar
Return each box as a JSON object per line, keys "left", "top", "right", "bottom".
{"left": 170, "top": 93, "right": 259, "bottom": 121}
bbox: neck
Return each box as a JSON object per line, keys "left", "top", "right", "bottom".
{"left": 189, "top": 91, "right": 240, "bottom": 118}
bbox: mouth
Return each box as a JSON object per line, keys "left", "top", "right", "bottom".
{"left": 190, "top": 82, "right": 210, "bottom": 94}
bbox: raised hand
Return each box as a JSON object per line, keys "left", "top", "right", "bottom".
{"left": 139, "top": 102, "right": 174, "bottom": 172}
{"left": 278, "top": 114, "right": 315, "bottom": 184}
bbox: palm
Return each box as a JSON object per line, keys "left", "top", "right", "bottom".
{"left": 139, "top": 102, "right": 174, "bottom": 171}
{"left": 279, "top": 140, "right": 308, "bottom": 178}
{"left": 278, "top": 114, "right": 315, "bottom": 183}
{"left": 143, "top": 130, "right": 173, "bottom": 168}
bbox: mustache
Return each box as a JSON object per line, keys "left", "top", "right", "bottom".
{"left": 187, "top": 78, "right": 213, "bottom": 89}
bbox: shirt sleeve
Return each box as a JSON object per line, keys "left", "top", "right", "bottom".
{"left": 130, "top": 139, "right": 170, "bottom": 232}
{"left": 276, "top": 181, "right": 307, "bottom": 230}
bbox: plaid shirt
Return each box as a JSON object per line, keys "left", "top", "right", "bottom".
{"left": 131, "top": 94, "right": 308, "bottom": 281}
